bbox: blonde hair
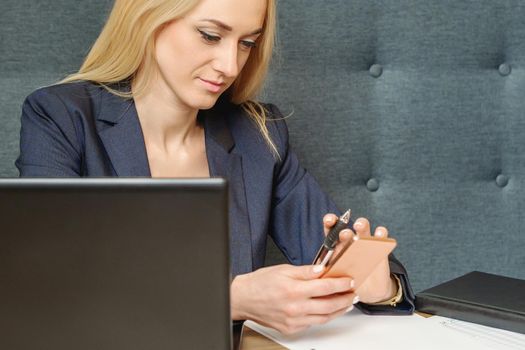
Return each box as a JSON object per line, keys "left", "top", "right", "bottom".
{"left": 62, "top": 0, "right": 279, "bottom": 156}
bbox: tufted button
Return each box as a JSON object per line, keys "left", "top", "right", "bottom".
{"left": 369, "top": 64, "right": 383, "bottom": 78}
{"left": 496, "top": 174, "right": 509, "bottom": 188}
{"left": 366, "top": 178, "right": 380, "bottom": 192}
{"left": 498, "top": 63, "right": 511, "bottom": 76}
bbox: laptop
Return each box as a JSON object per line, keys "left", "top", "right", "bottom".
{"left": 0, "top": 178, "right": 231, "bottom": 350}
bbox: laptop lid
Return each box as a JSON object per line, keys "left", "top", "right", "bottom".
{"left": 0, "top": 178, "right": 230, "bottom": 350}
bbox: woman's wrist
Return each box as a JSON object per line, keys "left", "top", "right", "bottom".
{"left": 368, "top": 274, "right": 403, "bottom": 306}
{"left": 359, "top": 273, "right": 397, "bottom": 304}
{"left": 230, "top": 274, "right": 249, "bottom": 320}
{"left": 386, "top": 275, "right": 399, "bottom": 299}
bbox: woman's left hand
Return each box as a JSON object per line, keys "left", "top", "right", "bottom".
{"left": 323, "top": 214, "right": 397, "bottom": 304}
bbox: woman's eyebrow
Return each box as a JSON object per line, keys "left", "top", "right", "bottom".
{"left": 200, "top": 18, "right": 263, "bottom": 35}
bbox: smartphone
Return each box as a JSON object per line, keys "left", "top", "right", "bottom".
{"left": 320, "top": 234, "right": 397, "bottom": 289}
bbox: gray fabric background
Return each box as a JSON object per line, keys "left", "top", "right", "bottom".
{"left": 1, "top": 0, "right": 524, "bottom": 292}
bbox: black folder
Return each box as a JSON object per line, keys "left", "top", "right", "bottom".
{"left": 415, "top": 271, "right": 525, "bottom": 334}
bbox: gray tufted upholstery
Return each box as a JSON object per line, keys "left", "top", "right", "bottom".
{"left": 2, "top": 1, "right": 524, "bottom": 292}
{"left": 1, "top": 0, "right": 113, "bottom": 177}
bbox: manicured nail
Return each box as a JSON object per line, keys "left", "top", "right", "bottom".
{"left": 353, "top": 296, "right": 360, "bottom": 304}
{"left": 313, "top": 265, "right": 324, "bottom": 273}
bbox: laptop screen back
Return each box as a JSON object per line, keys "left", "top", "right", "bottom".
{"left": 0, "top": 178, "right": 230, "bottom": 350}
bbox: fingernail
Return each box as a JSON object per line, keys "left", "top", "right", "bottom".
{"left": 350, "top": 280, "right": 355, "bottom": 289}
{"left": 313, "top": 265, "right": 324, "bottom": 273}
{"left": 346, "top": 306, "right": 354, "bottom": 312}
{"left": 353, "top": 296, "right": 360, "bottom": 304}
{"left": 354, "top": 221, "right": 363, "bottom": 229}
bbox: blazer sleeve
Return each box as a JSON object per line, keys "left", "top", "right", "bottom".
{"left": 16, "top": 89, "right": 82, "bottom": 177}
{"left": 265, "top": 104, "right": 415, "bottom": 315}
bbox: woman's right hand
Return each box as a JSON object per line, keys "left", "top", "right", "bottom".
{"left": 230, "top": 264, "right": 358, "bottom": 334}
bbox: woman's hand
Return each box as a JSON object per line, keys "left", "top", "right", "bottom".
{"left": 323, "top": 214, "right": 397, "bottom": 304}
{"left": 230, "top": 264, "right": 359, "bottom": 334}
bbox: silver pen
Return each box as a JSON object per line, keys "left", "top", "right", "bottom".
{"left": 313, "top": 209, "right": 351, "bottom": 267}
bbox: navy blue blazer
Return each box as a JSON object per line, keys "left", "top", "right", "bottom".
{"left": 16, "top": 81, "right": 414, "bottom": 314}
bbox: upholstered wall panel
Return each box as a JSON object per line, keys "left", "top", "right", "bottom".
{"left": 264, "top": 0, "right": 525, "bottom": 291}
{"left": 1, "top": 0, "right": 113, "bottom": 176}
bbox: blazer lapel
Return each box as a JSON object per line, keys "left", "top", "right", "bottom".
{"left": 95, "top": 90, "right": 151, "bottom": 177}
{"left": 202, "top": 109, "right": 254, "bottom": 277}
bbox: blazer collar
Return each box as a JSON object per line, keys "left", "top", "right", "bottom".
{"left": 95, "top": 88, "right": 151, "bottom": 176}
{"left": 95, "top": 87, "right": 236, "bottom": 160}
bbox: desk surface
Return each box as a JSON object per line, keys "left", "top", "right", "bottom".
{"left": 240, "top": 326, "right": 284, "bottom": 350}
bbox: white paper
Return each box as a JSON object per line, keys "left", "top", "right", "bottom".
{"left": 425, "top": 316, "right": 525, "bottom": 350}
{"left": 245, "top": 310, "right": 516, "bottom": 350}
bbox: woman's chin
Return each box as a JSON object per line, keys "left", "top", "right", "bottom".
{"left": 193, "top": 95, "right": 222, "bottom": 110}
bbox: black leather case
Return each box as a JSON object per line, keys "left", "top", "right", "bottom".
{"left": 415, "top": 271, "right": 525, "bottom": 334}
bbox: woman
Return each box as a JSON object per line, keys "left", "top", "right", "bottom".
{"left": 16, "top": 0, "right": 414, "bottom": 334}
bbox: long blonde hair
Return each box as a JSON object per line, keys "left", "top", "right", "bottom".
{"left": 62, "top": 0, "right": 278, "bottom": 156}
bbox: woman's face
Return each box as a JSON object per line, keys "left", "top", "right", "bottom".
{"left": 153, "top": 0, "right": 267, "bottom": 111}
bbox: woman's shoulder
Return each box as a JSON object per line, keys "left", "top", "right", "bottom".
{"left": 26, "top": 80, "right": 103, "bottom": 104}
{"left": 22, "top": 80, "right": 127, "bottom": 126}
{"left": 23, "top": 81, "right": 110, "bottom": 121}
{"left": 20, "top": 81, "right": 118, "bottom": 141}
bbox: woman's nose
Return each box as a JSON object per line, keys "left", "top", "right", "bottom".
{"left": 213, "top": 43, "right": 240, "bottom": 78}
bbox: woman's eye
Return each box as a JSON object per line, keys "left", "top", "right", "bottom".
{"left": 198, "top": 29, "right": 220, "bottom": 43}
{"left": 240, "top": 40, "right": 257, "bottom": 50}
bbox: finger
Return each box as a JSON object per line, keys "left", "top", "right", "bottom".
{"left": 374, "top": 226, "right": 389, "bottom": 238}
{"left": 323, "top": 213, "right": 338, "bottom": 236}
{"left": 332, "top": 229, "right": 354, "bottom": 258}
{"left": 300, "top": 300, "right": 357, "bottom": 329}
{"left": 304, "top": 292, "right": 357, "bottom": 315}
{"left": 299, "top": 276, "right": 355, "bottom": 298}
{"left": 353, "top": 217, "right": 371, "bottom": 237}
{"left": 338, "top": 228, "right": 354, "bottom": 243}
{"left": 293, "top": 308, "right": 348, "bottom": 330}
{"left": 290, "top": 264, "right": 327, "bottom": 280}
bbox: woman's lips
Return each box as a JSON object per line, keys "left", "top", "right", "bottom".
{"left": 199, "top": 78, "right": 224, "bottom": 93}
